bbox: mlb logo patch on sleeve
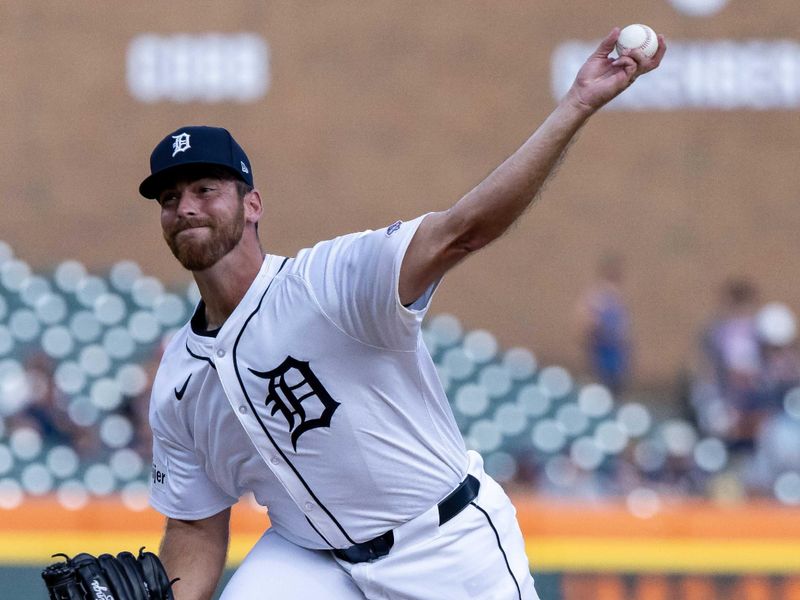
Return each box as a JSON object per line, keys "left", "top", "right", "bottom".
{"left": 386, "top": 220, "right": 403, "bottom": 236}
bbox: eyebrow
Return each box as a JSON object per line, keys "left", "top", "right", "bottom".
{"left": 157, "top": 177, "right": 231, "bottom": 199}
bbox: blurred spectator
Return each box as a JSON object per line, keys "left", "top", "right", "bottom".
{"left": 692, "top": 279, "right": 764, "bottom": 454}
{"left": 737, "top": 302, "right": 800, "bottom": 499}
{"left": 755, "top": 302, "right": 800, "bottom": 410}
{"left": 576, "top": 254, "right": 632, "bottom": 395}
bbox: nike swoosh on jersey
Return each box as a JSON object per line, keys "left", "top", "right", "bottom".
{"left": 174, "top": 374, "right": 192, "bottom": 401}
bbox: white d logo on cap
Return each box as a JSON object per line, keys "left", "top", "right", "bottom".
{"left": 172, "top": 132, "right": 191, "bottom": 157}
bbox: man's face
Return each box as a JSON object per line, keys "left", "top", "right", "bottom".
{"left": 158, "top": 175, "right": 246, "bottom": 271}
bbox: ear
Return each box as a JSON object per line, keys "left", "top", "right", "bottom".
{"left": 244, "top": 188, "right": 263, "bottom": 226}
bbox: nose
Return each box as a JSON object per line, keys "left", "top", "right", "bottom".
{"left": 175, "top": 189, "right": 199, "bottom": 218}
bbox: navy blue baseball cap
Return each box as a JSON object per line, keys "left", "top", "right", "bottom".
{"left": 139, "top": 125, "right": 254, "bottom": 199}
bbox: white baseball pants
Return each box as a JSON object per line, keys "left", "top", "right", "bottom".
{"left": 220, "top": 451, "right": 540, "bottom": 599}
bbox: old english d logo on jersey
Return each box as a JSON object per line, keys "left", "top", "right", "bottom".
{"left": 249, "top": 357, "right": 340, "bottom": 450}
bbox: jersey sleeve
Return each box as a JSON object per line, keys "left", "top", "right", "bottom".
{"left": 299, "top": 214, "right": 440, "bottom": 350}
{"left": 149, "top": 423, "right": 237, "bottom": 521}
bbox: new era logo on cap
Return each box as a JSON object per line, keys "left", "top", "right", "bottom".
{"left": 139, "top": 125, "right": 254, "bottom": 199}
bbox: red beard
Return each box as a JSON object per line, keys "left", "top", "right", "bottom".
{"left": 164, "top": 203, "right": 245, "bottom": 271}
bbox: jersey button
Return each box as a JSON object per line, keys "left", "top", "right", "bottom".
{"left": 216, "top": 349, "right": 226, "bottom": 358}
{"left": 304, "top": 502, "right": 314, "bottom": 511}
{"left": 270, "top": 456, "right": 279, "bottom": 465}
{"left": 238, "top": 406, "right": 247, "bottom": 414}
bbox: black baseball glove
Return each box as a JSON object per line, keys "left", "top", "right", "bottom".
{"left": 41, "top": 547, "right": 176, "bottom": 600}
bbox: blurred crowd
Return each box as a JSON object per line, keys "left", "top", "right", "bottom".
{"left": 5, "top": 350, "right": 155, "bottom": 461}
{"left": 688, "top": 278, "right": 800, "bottom": 498}
{"left": 573, "top": 261, "right": 800, "bottom": 504}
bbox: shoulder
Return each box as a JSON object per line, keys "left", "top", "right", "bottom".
{"left": 290, "top": 218, "right": 426, "bottom": 275}
{"left": 287, "top": 229, "right": 373, "bottom": 278}
{"left": 301, "top": 229, "right": 375, "bottom": 258}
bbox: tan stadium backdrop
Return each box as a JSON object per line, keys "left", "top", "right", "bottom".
{"left": 1, "top": 1, "right": 799, "bottom": 387}
{"left": 2, "top": 1, "right": 800, "bottom": 598}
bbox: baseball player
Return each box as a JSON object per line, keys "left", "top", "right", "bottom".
{"left": 142, "top": 29, "right": 664, "bottom": 600}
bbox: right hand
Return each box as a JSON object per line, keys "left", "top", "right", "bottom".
{"left": 566, "top": 27, "right": 667, "bottom": 113}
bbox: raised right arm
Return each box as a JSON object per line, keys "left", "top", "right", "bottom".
{"left": 159, "top": 507, "right": 231, "bottom": 600}
{"left": 398, "top": 28, "right": 666, "bottom": 305}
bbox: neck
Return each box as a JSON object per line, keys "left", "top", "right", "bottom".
{"left": 192, "top": 235, "right": 265, "bottom": 330}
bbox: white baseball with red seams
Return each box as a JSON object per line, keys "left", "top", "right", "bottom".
{"left": 616, "top": 24, "right": 659, "bottom": 58}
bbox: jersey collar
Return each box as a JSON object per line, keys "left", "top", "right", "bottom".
{"left": 187, "top": 254, "right": 287, "bottom": 345}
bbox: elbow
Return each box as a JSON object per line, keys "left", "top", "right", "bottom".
{"left": 450, "top": 225, "right": 497, "bottom": 256}
{"left": 444, "top": 205, "right": 504, "bottom": 256}
{"left": 451, "top": 234, "right": 481, "bottom": 257}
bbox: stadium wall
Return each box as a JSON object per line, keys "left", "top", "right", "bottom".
{"left": 3, "top": 498, "right": 800, "bottom": 599}
{"left": 1, "top": 1, "right": 799, "bottom": 388}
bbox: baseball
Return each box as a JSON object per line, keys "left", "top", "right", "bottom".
{"left": 616, "top": 24, "right": 659, "bottom": 58}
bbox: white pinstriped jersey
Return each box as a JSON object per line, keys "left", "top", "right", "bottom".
{"left": 148, "top": 216, "right": 469, "bottom": 549}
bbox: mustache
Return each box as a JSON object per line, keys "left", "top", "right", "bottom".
{"left": 169, "top": 218, "right": 213, "bottom": 235}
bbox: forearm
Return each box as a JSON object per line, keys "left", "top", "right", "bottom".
{"left": 399, "top": 29, "right": 664, "bottom": 303}
{"left": 449, "top": 92, "right": 593, "bottom": 251}
{"left": 159, "top": 510, "right": 230, "bottom": 600}
{"left": 445, "top": 25, "right": 667, "bottom": 252}
{"left": 399, "top": 94, "right": 595, "bottom": 303}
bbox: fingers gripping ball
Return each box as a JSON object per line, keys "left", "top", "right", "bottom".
{"left": 41, "top": 548, "right": 177, "bottom": 600}
{"left": 616, "top": 24, "right": 659, "bottom": 58}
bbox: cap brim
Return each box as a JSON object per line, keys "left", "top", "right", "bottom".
{"left": 139, "top": 162, "right": 247, "bottom": 199}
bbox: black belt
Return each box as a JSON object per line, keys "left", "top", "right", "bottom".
{"left": 333, "top": 474, "right": 480, "bottom": 564}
